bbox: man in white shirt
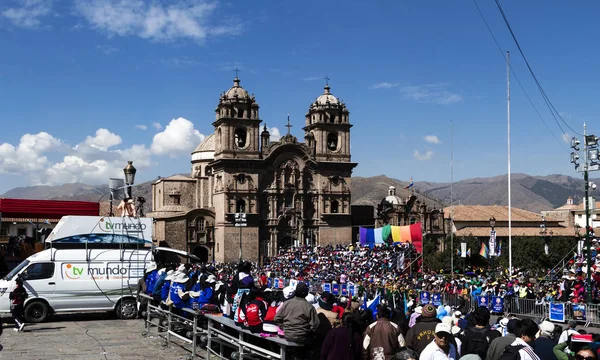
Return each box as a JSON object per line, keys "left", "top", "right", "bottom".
{"left": 558, "top": 320, "right": 579, "bottom": 344}
{"left": 419, "top": 323, "right": 457, "bottom": 360}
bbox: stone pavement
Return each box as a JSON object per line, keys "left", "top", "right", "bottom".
{"left": 0, "top": 312, "right": 207, "bottom": 360}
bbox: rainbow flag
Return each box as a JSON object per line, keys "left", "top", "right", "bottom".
{"left": 403, "top": 177, "right": 414, "bottom": 189}
{"left": 480, "top": 242, "right": 489, "bottom": 259}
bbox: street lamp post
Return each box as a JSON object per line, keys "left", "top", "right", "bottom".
{"left": 540, "top": 216, "right": 553, "bottom": 256}
{"left": 123, "top": 161, "right": 137, "bottom": 199}
{"left": 234, "top": 213, "right": 247, "bottom": 262}
{"left": 489, "top": 217, "right": 496, "bottom": 278}
{"left": 570, "top": 124, "right": 599, "bottom": 304}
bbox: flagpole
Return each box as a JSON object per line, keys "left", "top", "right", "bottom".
{"left": 507, "top": 50, "right": 513, "bottom": 276}
{"left": 450, "top": 120, "right": 454, "bottom": 274}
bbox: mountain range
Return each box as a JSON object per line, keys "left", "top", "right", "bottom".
{"left": 2, "top": 173, "right": 598, "bottom": 214}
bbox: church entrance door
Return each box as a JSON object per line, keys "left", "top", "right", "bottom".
{"left": 192, "top": 246, "right": 209, "bottom": 263}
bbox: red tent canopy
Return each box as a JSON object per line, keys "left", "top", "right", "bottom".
{"left": 0, "top": 198, "right": 99, "bottom": 219}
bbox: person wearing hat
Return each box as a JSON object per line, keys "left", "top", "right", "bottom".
{"left": 534, "top": 320, "right": 557, "bottom": 360}
{"left": 362, "top": 304, "right": 405, "bottom": 360}
{"left": 273, "top": 282, "right": 320, "bottom": 345}
{"left": 320, "top": 312, "right": 362, "bottom": 360}
{"left": 419, "top": 323, "right": 457, "bottom": 359}
{"left": 405, "top": 303, "right": 441, "bottom": 355}
{"left": 558, "top": 319, "right": 579, "bottom": 344}
{"left": 487, "top": 319, "right": 520, "bottom": 360}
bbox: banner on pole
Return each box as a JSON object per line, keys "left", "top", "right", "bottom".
{"left": 420, "top": 291, "right": 430, "bottom": 305}
{"left": 461, "top": 242, "right": 467, "bottom": 258}
{"left": 323, "top": 283, "right": 331, "bottom": 293}
{"left": 491, "top": 297, "right": 504, "bottom": 313}
{"left": 572, "top": 304, "right": 587, "bottom": 321}
{"left": 489, "top": 230, "right": 496, "bottom": 256}
{"left": 432, "top": 293, "right": 441, "bottom": 307}
{"left": 549, "top": 302, "right": 566, "bottom": 322}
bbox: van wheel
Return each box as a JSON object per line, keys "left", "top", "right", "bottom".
{"left": 24, "top": 301, "right": 49, "bottom": 323}
{"left": 116, "top": 299, "right": 137, "bottom": 320}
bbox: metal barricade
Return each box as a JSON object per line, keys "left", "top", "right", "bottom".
{"left": 139, "top": 293, "right": 208, "bottom": 359}
{"left": 505, "top": 298, "right": 548, "bottom": 321}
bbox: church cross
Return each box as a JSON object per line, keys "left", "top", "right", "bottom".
{"left": 324, "top": 76, "right": 330, "bottom": 86}
{"left": 234, "top": 68, "right": 240, "bottom": 78}
{"left": 286, "top": 113, "right": 292, "bottom": 135}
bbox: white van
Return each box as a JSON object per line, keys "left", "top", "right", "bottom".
{"left": 0, "top": 247, "right": 152, "bottom": 322}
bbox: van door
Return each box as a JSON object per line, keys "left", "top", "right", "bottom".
{"left": 20, "top": 262, "right": 56, "bottom": 301}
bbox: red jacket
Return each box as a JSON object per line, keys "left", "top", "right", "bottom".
{"left": 245, "top": 297, "right": 267, "bottom": 327}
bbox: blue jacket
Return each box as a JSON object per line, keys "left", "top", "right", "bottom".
{"left": 169, "top": 282, "right": 188, "bottom": 308}
{"left": 191, "top": 287, "right": 213, "bottom": 306}
{"left": 145, "top": 270, "right": 158, "bottom": 295}
{"left": 153, "top": 272, "right": 167, "bottom": 297}
{"left": 161, "top": 280, "right": 171, "bottom": 301}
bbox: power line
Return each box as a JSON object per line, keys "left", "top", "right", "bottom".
{"left": 494, "top": 0, "right": 583, "bottom": 137}
{"left": 471, "top": 0, "right": 570, "bottom": 152}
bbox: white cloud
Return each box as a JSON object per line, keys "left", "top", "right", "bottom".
{"left": 152, "top": 122, "right": 163, "bottom": 130}
{"left": 135, "top": 124, "right": 148, "bottom": 130}
{"left": 151, "top": 117, "right": 205, "bottom": 157}
{"left": 424, "top": 135, "right": 441, "bottom": 144}
{"left": 269, "top": 127, "right": 281, "bottom": 142}
{"left": 401, "top": 84, "right": 463, "bottom": 105}
{"left": 82, "top": 128, "right": 122, "bottom": 151}
{"left": 0, "top": 132, "right": 64, "bottom": 174}
{"left": 1, "top": 0, "right": 52, "bottom": 28}
{"left": 413, "top": 150, "right": 434, "bottom": 161}
{"left": 161, "top": 57, "right": 202, "bottom": 68}
{"left": 369, "top": 82, "right": 398, "bottom": 90}
{"left": 74, "top": 0, "right": 242, "bottom": 42}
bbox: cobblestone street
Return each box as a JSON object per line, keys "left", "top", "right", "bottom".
{"left": 0, "top": 313, "right": 203, "bottom": 360}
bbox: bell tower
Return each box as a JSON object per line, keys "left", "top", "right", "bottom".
{"left": 303, "top": 78, "right": 351, "bottom": 162}
{"left": 213, "top": 73, "right": 261, "bottom": 159}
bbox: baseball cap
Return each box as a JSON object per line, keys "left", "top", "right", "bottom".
{"left": 435, "top": 323, "right": 452, "bottom": 335}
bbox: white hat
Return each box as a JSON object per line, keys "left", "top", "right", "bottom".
{"left": 415, "top": 306, "right": 423, "bottom": 314}
{"left": 206, "top": 275, "right": 217, "bottom": 284}
{"left": 283, "top": 286, "right": 295, "bottom": 299}
{"left": 165, "top": 270, "right": 175, "bottom": 281}
{"left": 172, "top": 272, "right": 189, "bottom": 283}
{"left": 145, "top": 262, "right": 157, "bottom": 273}
{"left": 539, "top": 320, "right": 555, "bottom": 335}
{"left": 305, "top": 293, "right": 316, "bottom": 304}
{"left": 177, "top": 264, "right": 186, "bottom": 272}
{"left": 499, "top": 318, "right": 509, "bottom": 327}
{"left": 435, "top": 323, "right": 452, "bottom": 335}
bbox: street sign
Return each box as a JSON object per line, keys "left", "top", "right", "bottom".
{"left": 489, "top": 230, "right": 496, "bottom": 256}
{"left": 234, "top": 213, "right": 247, "bottom": 226}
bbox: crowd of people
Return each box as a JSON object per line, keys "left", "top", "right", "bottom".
{"left": 136, "top": 243, "right": 600, "bottom": 360}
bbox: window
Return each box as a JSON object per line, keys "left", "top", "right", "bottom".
{"left": 237, "top": 174, "right": 246, "bottom": 184}
{"left": 22, "top": 262, "right": 55, "bottom": 280}
{"left": 172, "top": 195, "right": 181, "bottom": 205}
{"left": 196, "top": 217, "right": 205, "bottom": 232}
{"left": 235, "top": 128, "right": 247, "bottom": 148}
{"left": 410, "top": 217, "right": 417, "bottom": 225}
{"left": 236, "top": 199, "right": 246, "bottom": 213}
{"left": 327, "top": 133, "right": 338, "bottom": 151}
{"left": 284, "top": 190, "right": 294, "bottom": 208}
{"left": 205, "top": 166, "right": 212, "bottom": 176}
{"left": 331, "top": 200, "right": 339, "bottom": 214}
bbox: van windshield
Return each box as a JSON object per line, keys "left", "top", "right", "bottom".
{"left": 3, "top": 260, "right": 30, "bottom": 281}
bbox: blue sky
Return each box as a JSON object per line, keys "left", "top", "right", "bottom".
{"left": 0, "top": 0, "right": 598, "bottom": 194}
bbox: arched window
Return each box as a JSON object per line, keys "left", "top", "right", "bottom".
{"left": 327, "top": 133, "right": 338, "bottom": 151}
{"left": 235, "top": 128, "right": 247, "bottom": 148}
{"left": 236, "top": 199, "right": 246, "bottom": 213}
{"left": 205, "top": 166, "right": 212, "bottom": 176}
{"left": 284, "top": 190, "right": 294, "bottom": 208}
{"left": 331, "top": 200, "right": 339, "bottom": 214}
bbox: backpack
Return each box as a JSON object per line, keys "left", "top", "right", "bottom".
{"left": 461, "top": 327, "right": 493, "bottom": 358}
{"left": 498, "top": 344, "right": 525, "bottom": 360}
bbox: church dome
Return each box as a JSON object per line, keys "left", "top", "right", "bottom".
{"left": 223, "top": 77, "right": 250, "bottom": 101}
{"left": 384, "top": 186, "right": 403, "bottom": 205}
{"left": 192, "top": 134, "right": 215, "bottom": 161}
{"left": 315, "top": 85, "right": 339, "bottom": 106}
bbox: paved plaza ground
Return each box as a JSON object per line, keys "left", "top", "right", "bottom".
{"left": 0, "top": 312, "right": 205, "bottom": 360}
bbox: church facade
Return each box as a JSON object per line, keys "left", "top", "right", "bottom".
{"left": 148, "top": 77, "right": 357, "bottom": 263}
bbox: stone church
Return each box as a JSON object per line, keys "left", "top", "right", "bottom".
{"left": 148, "top": 76, "right": 357, "bottom": 263}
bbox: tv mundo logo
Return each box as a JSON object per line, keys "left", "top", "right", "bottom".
{"left": 64, "top": 264, "right": 131, "bottom": 280}
{"left": 64, "top": 264, "right": 85, "bottom": 280}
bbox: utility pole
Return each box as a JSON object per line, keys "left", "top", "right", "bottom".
{"left": 570, "top": 124, "right": 599, "bottom": 304}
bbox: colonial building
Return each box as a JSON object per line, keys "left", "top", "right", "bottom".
{"left": 376, "top": 186, "right": 446, "bottom": 237}
{"left": 149, "top": 77, "right": 357, "bottom": 262}
{"left": 542, "top": 196, "right": 600, "bottom": 230}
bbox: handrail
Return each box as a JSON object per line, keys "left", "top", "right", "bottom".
{"left": 545, "top": 244, "right": 578, "bottom": 280}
